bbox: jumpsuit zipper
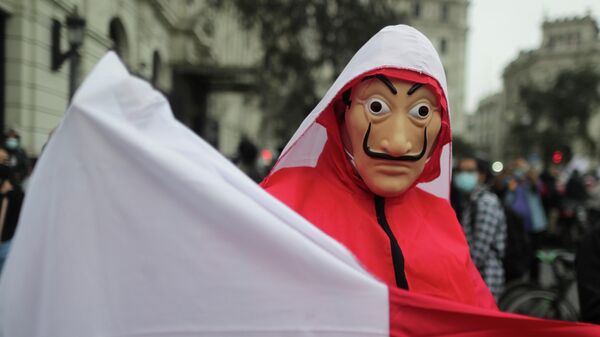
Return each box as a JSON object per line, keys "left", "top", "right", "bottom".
{"left": 374, "top": 195, "right": 409, "bottom": 290}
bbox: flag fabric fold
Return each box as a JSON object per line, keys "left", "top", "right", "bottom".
{"left": 0, "top": 52, "right": 389, "bottom": 337}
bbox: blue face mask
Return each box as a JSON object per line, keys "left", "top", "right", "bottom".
{"left": 5, "top": 138, "right": 18, "bottom": 150}
{"left": 513, "top": 168, "right": 526, "bottom": 180}
{"left": 454, "top": 172, "right": 478, "bottom": 192}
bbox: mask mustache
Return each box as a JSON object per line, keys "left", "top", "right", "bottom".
{"left": 362, "top": 123, "right": 427, "bottom": 162}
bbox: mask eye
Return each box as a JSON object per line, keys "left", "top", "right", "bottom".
{"left": 408, "top": 103, "right": 431, "bottom": 120}
{"left": 364, "top": 98, "right": 391, "bottom": 116}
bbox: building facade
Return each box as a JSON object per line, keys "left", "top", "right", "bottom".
{"left": 0, "top": 0, "right": 470, "bottom": 161}
{"left": 504, "top": 14, "right": 600, "bottom": 161}
{"left": 468, "top": 92, "right": 505, "bottom": 161}
{"left": 168, "top": 2, "right": 264, "bottom": 158}
{"left": 403, "top": 0, "right": 470, "bottom": 136}
{"left": 0, "top": 0, "right": 265, "bottom": 159}
{"left": 0, "top": 0, "right": 197, "bottom": 156}
{"left": 471, "top": 14, "right": 600, "bottom": 163}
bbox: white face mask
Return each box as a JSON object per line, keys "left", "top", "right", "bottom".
{"left": 5, "top": 138, "right": 18, "bottom": 150}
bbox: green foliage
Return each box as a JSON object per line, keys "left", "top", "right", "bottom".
{"left": 510, "top": 67, "right": 600, "bottom": 164}
{"left": 220, "top": 0, "right": 406, "bottom": 141}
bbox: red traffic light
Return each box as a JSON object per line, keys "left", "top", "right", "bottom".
{"left": 552, "top": 150, "right": 563, "bottom": 164}
{"left": 261, "top": 149, "right": 273, "bottom": 165}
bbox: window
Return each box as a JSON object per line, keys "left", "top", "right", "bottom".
{"left": 108, "top": 18, "right": 129, "bottom": 65}
{"left": 441, "top": 3, "right": 449, "bottom": 22}
{"left": 413, "top": 1, "right": 421, "bottom": 18}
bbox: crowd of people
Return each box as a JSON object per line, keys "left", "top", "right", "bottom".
{"left": 451, "top": 154, "right": 600, "bottom": 323}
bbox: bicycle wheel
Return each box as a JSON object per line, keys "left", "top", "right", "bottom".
{"left": 498, "top": 282, "right": 538, "bottom": 311}
{"left": 503, "top": 289, "right": 579, "bottom": 321}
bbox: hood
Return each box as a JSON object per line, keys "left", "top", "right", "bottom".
{"left": 268, "top": 25, "right": 453, "bottom": 199}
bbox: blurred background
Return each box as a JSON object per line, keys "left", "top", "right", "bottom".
{"left": 0, "top": 0, "right": 598, "bottom": 174}
{"left": 0, "top": 0, "right": 597, "bottom": 170}
{"left": 1, "top": 0, "right": 600, "bottom": 323}
{"left": 0, "top": 0, "right": 466, "bottom": 167}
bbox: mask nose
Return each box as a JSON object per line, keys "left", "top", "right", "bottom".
{"left": 378, "top": 115, "right": 413, "bottom": 156}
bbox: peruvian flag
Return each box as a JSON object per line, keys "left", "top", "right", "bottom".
{"left": 0, "top": 53, "right": 597, "bottom": 337}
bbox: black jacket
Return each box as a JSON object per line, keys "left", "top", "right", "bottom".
{"left": 0, "top": 186, "right": 24, "bottom": 242}
{"left": 577, "top": 226, "right": 600, "bottom": 324}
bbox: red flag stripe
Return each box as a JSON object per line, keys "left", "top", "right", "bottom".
{"left": 389, "top": 287, "right": 600, "bottom": 336}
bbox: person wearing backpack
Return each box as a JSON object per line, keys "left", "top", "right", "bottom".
{"left": 451, "top": 156, "right": 508, "bottom": 299}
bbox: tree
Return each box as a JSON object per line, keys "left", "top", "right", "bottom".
{"left": 510, "top": 67, "right": 600, "bottom": 165}
{"left": 218, "top": 0, "right": 406, "bottom": 142}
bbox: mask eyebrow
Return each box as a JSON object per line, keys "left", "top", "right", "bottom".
{"left": 407, "top": 83, "right": 423, "bottom": 96}
{"left": 362, "top": 74, "right": 397, "bottom": 95}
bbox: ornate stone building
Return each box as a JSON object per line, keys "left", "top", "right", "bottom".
{"left": 0, "top": 0, "right": 189, "bottom": 155}
{"left": 0, "top": 0, "right": 263, "bottom": 158}
{"left": 471, "top": 14, "right": 600, "bottom": 163}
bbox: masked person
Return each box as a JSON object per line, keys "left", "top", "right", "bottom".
{"left": 3, "top": 129, "right": 31, "bottom": 186}
{"left": 261, "top": 25, "right": 496, "bottom": 309}
{"left": 451, "top": 156, "right": 507, "bottom": 299}
{"left": 0, "top": 147, "right": 24, "bottom": 273}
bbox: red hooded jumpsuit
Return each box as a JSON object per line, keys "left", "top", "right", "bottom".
{"left": 261, "top": 68, "right": 497, "bottom": 310}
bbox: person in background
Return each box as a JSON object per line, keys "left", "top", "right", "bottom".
{"left": 3, "top": 129, "right": 31, "bottom": 185}
{"left": 451, "top": 156, "right": 507, "bottom": 299}
{"left": 488, "top": 170, "right": 531, "bottom": 284}
{"left": 0, "top": 147, "right": 25, "bottom": 273}
{"left": 555, "top": 169, "right": 590, "bottom": 246}
{"left": 539, "top": 165, "right": 561, "bottom": 236}
{"left": 564, "top": 170, "right": 588, "bottom": 203}
{"left": 235, "top": 136, "right": 263, "bottom": 183}
{"left": 576, "top": 224, "right": 600, "bottom": 324}
{"left": 504, "top": 158, "right": 547, "bottom": 283}
{"left": 585, "top": 173, "right": 600, "bottom": 228}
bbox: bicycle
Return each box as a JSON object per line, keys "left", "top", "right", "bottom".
{"left": 498, "top": 249, "right": 579, "bottom": 321}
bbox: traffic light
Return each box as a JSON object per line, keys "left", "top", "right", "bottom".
{"left": 552, "top": 150, "right": 563, "bottom": 164}
{"left": 261, "top": 149, "right": 273, "bottom": 165}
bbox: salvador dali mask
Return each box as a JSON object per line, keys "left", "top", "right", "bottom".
{"left": 341, "top": 75, "right": 442, "bottom": 197}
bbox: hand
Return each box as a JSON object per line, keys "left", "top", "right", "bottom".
{"left": 508, "top": 179, "right": 518, "bottom": 191}
{"left": 0, "top": 180, "right": 13, "bottom": 194}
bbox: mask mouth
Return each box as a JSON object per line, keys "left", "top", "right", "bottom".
{"left": 362, "top": 122, "right": 427, "bottom": 162}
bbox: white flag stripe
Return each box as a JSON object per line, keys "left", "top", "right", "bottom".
{"left": 0, "top": 53, "right": 389, "bottom": 337}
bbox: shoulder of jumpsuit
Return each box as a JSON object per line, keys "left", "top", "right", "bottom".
{"left": 387, "top": 188, "right": 467, "bottom": 236}
{"left": 260, "top": 165, "right": 371, "bottom": 209}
